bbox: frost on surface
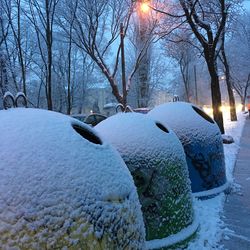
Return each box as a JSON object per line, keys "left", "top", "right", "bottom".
{"left": 95, "top": 113, "right": 194, "bottom": 242}
{"left": 0, "top": 108, "right": 145, "bottom": 249}
{"left": 148, "top": 102, "right": 227, "bottom": 194}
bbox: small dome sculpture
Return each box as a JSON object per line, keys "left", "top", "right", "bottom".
{"left": 95, "top": 113, "right": 197, "bottom": 247}
{"left": 0, "top": 108, "right": 145, "bottom": 249}
{"left": 148, "top": 102, "right": 228, "bottom": 197}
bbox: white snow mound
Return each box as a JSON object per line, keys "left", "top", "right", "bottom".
{"left": 148, "top": 102, "right": 227, "bottom": 195}
{"left": 0, "top": 108, "right": 145, "bottom": 249}
{"left": 148, "top": 102, "right": 221, "bottom": 146}
{"left": 96, "top": 113, "right": 196, "bottom": 246}
{"left": 95, "top": 112, "right": 186, "bottom": 163}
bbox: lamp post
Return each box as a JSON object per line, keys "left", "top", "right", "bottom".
{"left": 136, "top": 0, "right": 151, "bottom": 108}
{"left": 120, "top": 23, "right": 127, "bottom": 109}
{"left": 118, "top": 1, "right": 152, "bottom": 110}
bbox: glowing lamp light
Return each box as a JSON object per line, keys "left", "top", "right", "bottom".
{"left": 140, "top": 2, "right": 150, "bottom": 13}
{"left": 236, "top": 104, "right": 243, "bottom": 112}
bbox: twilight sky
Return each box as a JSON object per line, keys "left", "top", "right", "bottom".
{"left": 243, "top": 0, "right": 250, "bottom": 10}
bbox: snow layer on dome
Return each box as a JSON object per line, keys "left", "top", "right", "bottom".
{"left": 0, "top": 108, "right": 145, "bottom": 249}
{"left": 148, "top": 102, "right": 220, "bottom": 146}
{"left": 95, "top": 113, "right": 195, "bottom": 243}
{"left": 95, "top": 113, "right": 185, "bottom": 165}
{"left": 148, "top": 102, "right": 226, "bottom": 194}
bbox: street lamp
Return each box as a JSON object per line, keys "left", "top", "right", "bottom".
{"left": 136, "top": 0, "right": 151, "bottom": 108}
{"left": 140, "top": 2, "right": 150, "bottom": 13}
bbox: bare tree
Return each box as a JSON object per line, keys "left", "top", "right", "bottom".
{"left": 0, "top": 0, "right": 9, "bottom": 95}
{"left": 0, "top": 1, "right": 9, "bottom": 47}
{"left": 153, "top": 0, "right": 233, "bottom": 133}
{"left": 219, "top": 27, "right": 237, "bottom": 121}
{"left": 165, "top": 37, "right": 195, "bottom": 102}
{"left": 26, "top": 0, "right": 60, "bottom": 110}
{"left": 233, "top": 74, "right": 250, "bottom": 110}
{"left": 217, "top": 1, "right": 243, "bottom": 121}
{"left": 178, "top": 0, "right": 230, "bottom": 133}
{"left": 6, "top": 0, "right": 27, "bottom": 95}
{"left": 55, "top": 1, "right": 78, "bottom": 114}
{"left": 61, "top": 0, "right": 153, "bottom": 109}
{"left": 228, "top": 12, "right": 250, "bottom": 110}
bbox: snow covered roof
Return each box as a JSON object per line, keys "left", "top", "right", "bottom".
{"left": 0, "top": 108, "right": 145, "bottom": 248}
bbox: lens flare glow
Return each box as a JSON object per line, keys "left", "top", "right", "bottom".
{"left": 141, "top": 3, "right": 150, "bottom": 13}
{"left": 203, "top": 104, "right": 243, "bottom": 120}
{"left": 203, "top": 106, "right": 213, "bottom": 117}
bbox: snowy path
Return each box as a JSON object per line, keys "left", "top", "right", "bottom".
{"left": 187, "top": 112, "right": 247, "bottom": 249}
{"left": 220, "top": 117, "right": 250, "bottom": 249}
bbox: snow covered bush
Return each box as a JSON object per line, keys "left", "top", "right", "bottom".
{"left": 148, "top": 102, "right": 227, "bottom": 197}
{"left": 0, "top": 108, "right": 145, "bottom": 249}
{"left": 95, "top": 113, "right": 196, "bottom": 245}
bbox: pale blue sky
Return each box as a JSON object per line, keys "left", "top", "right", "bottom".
{"left": 243, "top": 0, "right": 250, "bottom": 10}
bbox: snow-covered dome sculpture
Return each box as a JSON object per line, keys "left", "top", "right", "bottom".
{"left": 148, "top": 102, "right": 227, "bottom": 197}
{"left": 95, "top": 113, "right": 197, "bottom": 248}
{"left": 0, "top": 108, "right": 145, "bottom": 249}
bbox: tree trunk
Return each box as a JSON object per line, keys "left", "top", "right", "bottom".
{"left": 37, "top": 78, "right": 43, "bottom": 108}
{"left": 46, "top": 0, "right": 53, "bottom": 110}
{"left": 194, "top": 65, "right": 198, "bottom": 105}
{"left": 67, "top": 39, "right": 72, "bottom": 115}
{"left": 210, "top": 72, "right": 225, "bottom": 134}
{"left": 241, "top": 96, "right": 245, "bottom": 111}
{"left": 4, "top": 38, "right": 19, "bottom": 91}
{"left": 243, "top": 73, "right": 250, "bottom": 111}
{"left": 225, "top": 74, "right": 237, "bottom": 121}
{"left": 47, "top": 45, "right": 53, "bottom": 110}
{"left": 205, "top": 50, "right": 225, "bottom": 134}
{"left": 17, "top": 0, "right": 26, "bottom": 96}
{"left": 120, "top": 23, "right": 127, "bottom": 110}
{"left": 220, "top": 32, "right": 237, "bottom": 121}
{"left": 180, "top": 60, "right": 190, "bottom": 102}
{"left": 0, "top": 49, "right": 8, "bottom": 95}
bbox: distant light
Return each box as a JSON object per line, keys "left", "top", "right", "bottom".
{"left": 140, "top": 2, "right": 150, "bottom": 13}
{"left": 236, "top": 104, "right": 243, "bottom": 112}
{"left": 90, "top": 110, "right": 93, "bottom": 114}
{"left": 204, "top": 104, "right": 243, "bottom": 119}
{"left": 203, "top": 106, "right": 213, "bottom": 117}
{"left": 219, "top": 105, "right": 229, "bottom": 113}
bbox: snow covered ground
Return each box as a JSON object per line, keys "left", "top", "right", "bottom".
{"left": 187, "top": 112, "right": 247, "bottom": 249}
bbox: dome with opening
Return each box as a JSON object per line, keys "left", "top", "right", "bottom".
{"left": 148, "top": 102, "right": 227, "bottom": 197}
{"left": 95, "top": 113, "right": 197, "bottom": 248}
{"left": 0, "top": 108, "right": 145, "bottom": 249}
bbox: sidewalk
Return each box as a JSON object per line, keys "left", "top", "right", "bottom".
{"left": 221, "top": 117, "right": 250, "bottom": 249}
